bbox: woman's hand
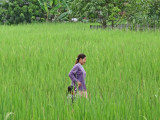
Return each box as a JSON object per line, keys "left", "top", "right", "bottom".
{"left": 78, "top": 81, "right": 82, "bottom": 87}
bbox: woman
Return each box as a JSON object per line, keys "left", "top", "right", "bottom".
{"left": 69, "top": 53, "right": 87, "bottom": 98}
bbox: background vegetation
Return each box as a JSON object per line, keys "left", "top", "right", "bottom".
{"left": 0, "top": 0, "right": 159, "bottom": 27}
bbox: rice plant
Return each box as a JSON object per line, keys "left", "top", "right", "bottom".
{"left": 0, "top": 23, "right": 159, "bottom": 120}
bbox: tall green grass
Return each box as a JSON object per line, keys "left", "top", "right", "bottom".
{"left": 0, "top": 23, "right": 159, "bottom": 120}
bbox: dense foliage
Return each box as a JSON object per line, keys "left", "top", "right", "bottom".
{"left": 0, "top": 0, "right": 45, "bottom": 24}
{"left": 0, "top": 0, "right": 160, "bottom": 26}
{"left": 70, "top": 0, "right": 160, "bottom": 27}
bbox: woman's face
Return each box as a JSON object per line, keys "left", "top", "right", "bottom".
{"left": 80, "top": 57, "right": 86, "bottom": 65}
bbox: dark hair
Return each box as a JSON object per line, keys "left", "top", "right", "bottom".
{"left": 68, "top": 85, "right": 73, "bottom": 94}
{"left": 68, "top": 85, "right": 77, "bottom": 94}
{"left": 75, "top": 53, "right": 86, "bottom": 64}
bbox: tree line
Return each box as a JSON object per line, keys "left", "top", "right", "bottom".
{"left": 0, "top": 0, "right": 159, "bottom": 27}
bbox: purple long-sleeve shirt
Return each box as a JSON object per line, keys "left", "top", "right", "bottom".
{"left": 69, "top": 63, "right": 86, "bottom": 91}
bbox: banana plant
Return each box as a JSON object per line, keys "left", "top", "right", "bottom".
{"left": 56, "top": 0, "right": 72, "bottom": 21}
{"left": 38, "top": 0, "right": 60, "bottom": 21}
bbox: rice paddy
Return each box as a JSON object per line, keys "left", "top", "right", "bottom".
{"left": 0, "top": 23, "right": 159, "bottom": 120}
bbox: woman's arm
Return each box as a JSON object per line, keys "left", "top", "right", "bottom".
{"left": 69, "top": 64, "right": 79, "bottom": 83}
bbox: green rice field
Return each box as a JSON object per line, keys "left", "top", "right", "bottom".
{"left": 0, "top": 23, "right": 159, "bottom": 120}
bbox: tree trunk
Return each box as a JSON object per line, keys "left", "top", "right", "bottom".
{"left": 46, "top": 12, "right": 49, "bottom": 22}
{"left": 102, "top": 19, "right": 107, "bottom": 29}
{"left": 112, "top": 21, "right": 114, "bottom": 29}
